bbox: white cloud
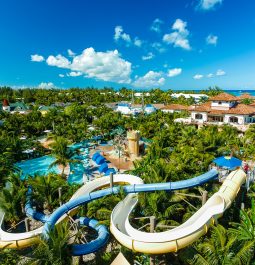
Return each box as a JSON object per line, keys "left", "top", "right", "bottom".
{"left": 46, "top": 48, "right": 132, "bottom": 84}
{"left": 151, "top": 42, "right": 166, "bottom": 53}
{"left": 114, "top": 26, "right": 131, "bottom": 45}
{"left": 46, "top": 54, "right": 71, "bottom": 68}
{"left": 31, "top": 54, "right": 44, "bottom": 62}
{"left": 206, "top": 34, "right": 218, "bottom": 45}
{"left": 133, "top": 71, "right": 165, "bottom": 88}
{"left": 163, "top": 19, "right": 191, "bottom": 50}
{"left": 59, "top": 74, "right": 65, "bottom": 78}
{"left": 134, "top": 37, "right": 143, "bottom": 47}
{"left": 168, "top": 68, "right": 182, "bottom": 77}
{"left": 67, "top": 49, "right": 76, "bottom": 57}
{"left": 114, "top": 26, "right": 143, "bottom": 48}
{"left": 198, "top": 0, "right": 223, "bottom": 10}
{"left": 205, "top": 70, "right": 226, "bottom": 78}
{"left": 193, "top": 74, "right": 203, "bottom": 80}
{"left": 142, "top": 52, "right": 154, "bottom": 61}
{"left": 216, "top": 69, "right": 226, "bottom": 76}
{"left": 150, "top": 18, "right": 164, "bottom": 33}
{"left": 67, "top": 71, "right": 83, "bottom": 77}
{"left": 38, "top": 82, "right": 55, "bottom": 89}
{"left": 172, "top": 19, "right": 187, "bottom": 32}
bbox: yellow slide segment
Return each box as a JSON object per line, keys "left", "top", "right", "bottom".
{"left": 110, "top": 169, "right": 246, "bottom": 254}
{"left": 0, "top": 170, "right": 246, "bottom": 253}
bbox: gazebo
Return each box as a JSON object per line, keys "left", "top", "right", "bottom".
{"left": 213, "top": 156, "right": 242, "bottom": 170}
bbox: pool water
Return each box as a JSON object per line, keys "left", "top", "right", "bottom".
{"left": 16, "top": 142, "right": 98, "bottom": 185}
{"left": 16, "top": 155, "right": 60, "bottom": 180}
{"left": 67, "top": 148, "right": 90, "bottom": 185}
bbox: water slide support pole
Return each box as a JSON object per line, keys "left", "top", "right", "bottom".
{"left": 150, "top": 216, "right": 156, "bottom": 265}
{"left": 202, "top": 190, "right": 208, "bottom": 205}
{"left": 58, "top": 187, "right": 62, "bottom": 206}
{"left": 25, "top": 218, "right": 29, "bottom": 232}
{"left": 110, "top": 172, "right": 113, "bottom": 190}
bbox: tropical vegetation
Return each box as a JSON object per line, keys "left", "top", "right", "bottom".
{"left": 1, "top": 86, "right": 255, "bottom": 264}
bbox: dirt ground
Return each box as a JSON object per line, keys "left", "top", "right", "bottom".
{"left": 41, "top": 139, "right": 54, "bottom": 149}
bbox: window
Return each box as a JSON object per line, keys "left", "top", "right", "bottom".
{"left": 208, "top": 115, "right": 223, "bottom": 122}
{"left": 195, "top": 113, "right": 203, "bottom": 120}
{"left": 229, "top": 116, "right": 238, "bottom": 123}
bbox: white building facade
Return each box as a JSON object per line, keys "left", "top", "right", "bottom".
{"left": 189, "top": 93, "right": 255, "bottom": 125}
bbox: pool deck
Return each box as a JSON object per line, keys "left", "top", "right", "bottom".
{"left": 91, "top": 144, "right": 134, "bottom": 172}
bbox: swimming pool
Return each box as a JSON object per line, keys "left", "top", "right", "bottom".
{"left": 16, "top": 155, "right": 60, "bottom": 180}
{"left": 16, "top": 142, "right": 91, "bottom": 184}
{"left": 67, "top": 150, "right": 90, "bottom": 185}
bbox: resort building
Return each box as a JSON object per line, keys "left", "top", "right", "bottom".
{"left": 115, "top": 102, "right": 158, "bottom": 115}
{"left": 144, "top": 104, "right": 157, "bottom": 114}
{"left": 237, "top": 93, "right": 255, "bottom": 100}
{"left": 176, "top": 93, "right": 255, "bottom": 127}
{"left": 171, "top": 93, "right": 208, "bottom": 102}
{"left": 134, "top": 92, "right": 150, "bottom": 97}
{"left": 116, "top": 103, "right": 132, "bottom": 115}
{"left": 2, "top": 99, "right": 10, "bottom": 112}
{"left": 38, "top": 105, "right": 53, "bottom": 116}
{"left": 2, "top": 99, "right": 29, "bottom": 113}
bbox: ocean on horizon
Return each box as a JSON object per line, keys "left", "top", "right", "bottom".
{"left": 184, "top": 90, "right": 255, "bottom": 97}
{"left": 226, "top": 90, "right": 255, "bottom": 97}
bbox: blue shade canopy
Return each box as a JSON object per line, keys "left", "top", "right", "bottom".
{"left": 95, "top": 155, "right": 105, "bottom": 165}
{"left": 92, "top": 152, "right": 100, "bottom": 161}
{"left": 213, "top": 156, "right": 242, "bottom": 169}
{"left": 99, "top": 163, "right": 108, "bottom": 173}
{"left": 104, "top": 168, "right": 116, "bottom": 176}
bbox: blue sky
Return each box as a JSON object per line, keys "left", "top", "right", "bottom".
{"left": 0, "top": 0, "right": 255, "bottom": 90}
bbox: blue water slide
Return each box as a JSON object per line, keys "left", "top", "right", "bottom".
{"left": 25, "top": 186, "right": 49, "bottom": 223}
{"left": 71, "top": 217, "right": 109, "bottom": 255}
{"left": 42, "top": 169, "right": 218, "bottom": 255}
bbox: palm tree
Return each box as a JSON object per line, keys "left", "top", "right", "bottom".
{"left": 231, "top": 199, "right": 255, "bottom": 244}
{"left": 27, "top": 221, "right": 72, "bottom": 265}
{"left": 49, "top": 136, "right": 76, "bottom": 178}
{"left": 87, "top": 194, "right": 122, "bottom": 226}
{"left": 27, "top": 173, "right": 69, "bottom": 212}
{"left": 184, "top": 225, "right": 253, "bottom": 265}
{"left": 0, "top": 173, "right": 27, "bottom": 226}
{"left": 112, "top": 132, "right": 126, "bottom": 172}
{"left": 0, "top": 247, "right": 21, "bottom": 265}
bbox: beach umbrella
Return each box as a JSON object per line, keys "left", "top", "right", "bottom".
{"left": 213, "top": 156, "right": 242, "bottom": 169}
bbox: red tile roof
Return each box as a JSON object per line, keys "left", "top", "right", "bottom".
{"left": 161, "top": 104, "right": 189, "bottom": 111}
{"left": 192, "top": 102, "right": 255, "bottom": 115}
{"left": 209, "top": 93, "right": 238, "bottom": 101}
{"left": 193, "top": 102, "right": 211, "bottom": 112}
{"left": 225, "top": 104, "right": 255, "bottom": 115}
{"left": 238, "top": 93, "right": 255, "bottom": 100}
{"left": 3, "top": 99, "right": 9, "bottom": 106}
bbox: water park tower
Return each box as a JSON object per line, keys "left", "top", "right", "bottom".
{"left": 127, "top": 130, "right": 140, "bottom": 158}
